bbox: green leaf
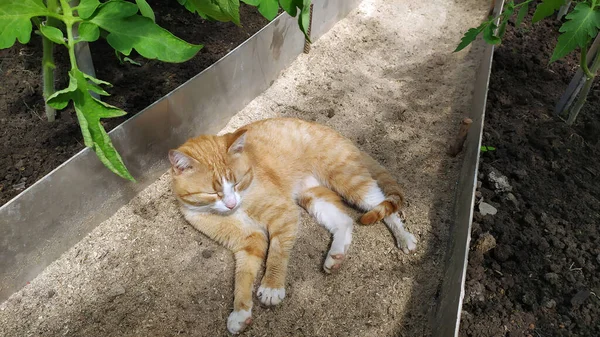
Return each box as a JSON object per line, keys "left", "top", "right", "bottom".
{"left": 278, "top": 0, "right": 297, "bottom": 17}
{"left": 89, "top": 1, "right": 203, "bottom": 63}
{"left": 497, "top": 2, "right": 515, "bottom": 38}
{"left": 188, "top": 0, "right": 241, "bottom": 25}
{"left": 135, "top": 0, "right": 156, "bottom": 22}
{"left": 516, "top": 2, "right": 529, "bottom": 27}
{"left": 551, "top": 3, "right": 600, "bottom": 62}
{"left": 0, "top": 0, "right": 52, "bottom": 48}
{"left": 532, "top": 0, "right": 564, "bottom": 23}
{"left": 242, "top": 0, "right": 279, "bottom": 20}
{"left": 454, "top": 21, "right": 488, "bottom": 52}
{"left": 47, "top": 69, "right": 135, "bottom": 181}
{"left": 483, "top": 22, "right": 501, "bottom": 45}
{"left": 78, "top": 22, "right": 100, "bottom": 42}
{"left": 76, "top": 0, "right": 101, "bottom": 20}
{"left": 298, "top": 0, "right": 311, "bottom": 41}
{"left": 40, "top": 25, "right": 65, "bottom": 45}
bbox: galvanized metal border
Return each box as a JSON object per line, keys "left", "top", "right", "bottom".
{"left": 0, "top": 0, "right": 362, "bottom": 302}
{"left": 433, "top": 1, "right": 504, "bottom": 336}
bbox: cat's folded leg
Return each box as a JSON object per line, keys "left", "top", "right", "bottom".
{"left": 228, "top": 232, "right": 268, "bottom": 334}
{"left": 297, "top": 184, "right": 354, "bottom": 274}
{"left": 257, "top": 205, "right": 299, "bottom": 306}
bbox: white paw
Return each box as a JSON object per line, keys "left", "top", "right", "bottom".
{"left": 323, "top": 253, "right": 345, "bottom": 274}
{"left": 398, "top": 232, "right": 418, "bottom": 254}
{"left": 257, "top": 286, "right": 286, "bottom": 306}
{"left": 227, "top": 309, "right": 252, "bottom": 334}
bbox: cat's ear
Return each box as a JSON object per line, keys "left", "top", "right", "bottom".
{"left": 227, "top": 129, "right": 247, "bottom": 155}
{"left": 169, "top": 150, "right": 195, "bottom": 175}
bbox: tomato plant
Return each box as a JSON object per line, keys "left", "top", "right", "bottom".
{"left": 0, "top": 0, "right": 311, "bottom": 181}
{"left": 456, "top": 0, "right": 600, "bottom": 126}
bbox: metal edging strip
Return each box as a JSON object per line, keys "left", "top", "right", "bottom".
{"left": 0, "top": 0, "right": 363, "bottom": 303}
{"left": 433, "top": 1, "right": 504, "bottom": 336}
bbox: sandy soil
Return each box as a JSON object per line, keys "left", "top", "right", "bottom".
{"left": 0, "top": 0, "right": 488, "bottom": 336}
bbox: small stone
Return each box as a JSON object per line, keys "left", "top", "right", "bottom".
{"left": 476, "top": 180, "right": 482, "bottom": 190}
{"left": 488, "top": 170, "right": 513, "bottom": 193}
{"left": 571, "top": 289, "right": 591, "bottom": 306}
{"left": 202, "top": 249, "right": 214, "bottom": 259}
{"left": 47, "top": 289, "right": 56, "bottom": 298}
{"left": 529, "top": 323, "right": 535, "bottom": 330}
{"left": 544, "top": 272, "right": 559, "bottom": 285}
{"left": 523, "top": 212, "right": 537, "bottom": 226}
{"left": 326, "top": 108, "right": 335, "bottom": 118}
{"left": 109, "top": 284, "right": 126, "bottom": 298}
{"left": 514, "top": 169, "right": 528, "bottom": 180}
{"left": 474, "top": 232, "right": 496, "bottom": 254}
{"left": 506, "top": 193, "right": 519, "bottom": 209}
{"left": 544, "top": 299, "right": 557, "bottom": 308}
{"left": 475, "top": 191, "right": 482, "bottom": 199}
{"left": 479, "top": 202, "right": 497, "bottom": 216}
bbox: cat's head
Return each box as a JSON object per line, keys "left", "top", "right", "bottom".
{"left": 168, "top": 129, "right": 253, "bottom": 214}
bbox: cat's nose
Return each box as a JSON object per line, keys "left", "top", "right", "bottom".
{"left": 224, "top": 197, "right": 237, "bottom": 209}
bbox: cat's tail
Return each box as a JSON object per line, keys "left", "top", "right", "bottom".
{"left": 359, "top": 152, "right": 405, "bottom": 225}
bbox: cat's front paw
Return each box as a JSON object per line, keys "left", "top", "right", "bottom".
{"left": 227, "top": 309, "right": 252, "bottom": 334}
{"left": 398, "top": 232, "right": 418, "bottom": 254}
{"left": 257, "top": 286, "right": 286, "bottom": 306}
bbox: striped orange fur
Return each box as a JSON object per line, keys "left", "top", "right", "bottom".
{"left": 169, "top": 117, "right": 417, "bottom": 334}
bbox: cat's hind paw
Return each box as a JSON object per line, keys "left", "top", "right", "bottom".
{"left": 398, "top": 232, "right": 417, "bottom": 254}
{"left": 227, "top": 309, "right": 252, "bottom": 334}
{"left": 323, "top": 253, "right": 345, "bottom": 274}
{"left": 257, "top": 286, "right": 286, "bottom": 306}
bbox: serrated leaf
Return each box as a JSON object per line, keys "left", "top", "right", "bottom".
{"left": 89, "top": 1, "right": 203, "bottom": 63}
{"left": 0, "top": 0, "right": 52, "bottom": 48}
{"left": 40, "top": 25, "right": 65, "bottom": 45}
{"left": 483, "top": 22, "right": 501, "bottom": 45}
{"left": 551, "top": 3, "right": 600, "bottom": 62}
{"left": 135, "top": 0, "right": 155, "bottom": 22}
{"left": 532, "top": 0, "right": 564, "bottom": 23}
{"left": 47, "top": 69, "right": 134, "bottom": 181}
{"left": 78, "top": 21, "right": 100, "bottom": 42}
{"left": 516, "top": 3, "right": 529, "bottom": 27}
{"left": 188, "top": 0, "right": 240, "bottom": 25}
{"left": 454, "top": 21, "right": 488, "bottom": 52}
{"left": 242, "top": 0, "right": 279, "bottom": 20}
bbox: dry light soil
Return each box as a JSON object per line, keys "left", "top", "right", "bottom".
{"left": 0, "top": 0, "right": 489, "bottom": 336}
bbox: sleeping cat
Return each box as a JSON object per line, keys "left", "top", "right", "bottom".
{"left": 169, "top": 117, "right": 417, "bottom": 334}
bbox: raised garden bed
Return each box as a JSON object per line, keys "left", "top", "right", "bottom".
{"left": 0, "top": 0, "right": 493, "bottom": 335}
{"left": 460, "top": 4, "right": 600, "bottom": 337}
{"left": 0, "top": 0, "right": 269, "bottom": 205}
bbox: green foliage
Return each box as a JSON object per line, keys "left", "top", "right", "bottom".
{"left": 0, "top": 0, "right": 203, "bottom": 181}
{"left": 454, "top": 0, "right": 535, "bottom": 52}
{"left": 550, "top": 2, "right": 600, "bottom": 62}
{"left": 532, "top": 0, "right": 565, "bottom": 23}
{"left": 480, "top": 145, "right": 496, "bottom": 152}
{"left": 180, "top": 0, "right": 312, "bottom": 39}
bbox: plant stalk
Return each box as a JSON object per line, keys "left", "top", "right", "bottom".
{"left": 59, "top": 0, "right": 79, "bottom": 69}
{"left": 42, "top": 0, "right": 60, "bottom": 122}
{"left": 567, "top": 47, "right": 600, "bottom": 125}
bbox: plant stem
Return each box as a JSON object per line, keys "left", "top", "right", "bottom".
{"left": 42, "top": 0, "right": 60, "bottom": 122}
{"left": 581, "top": 45, "right": 594, "bottom": 79}
{"left": 567, "top": 47, "right": 600, "bottom": 125}
{"left": 59, "top": 0, "right": 78, "bottom": 70}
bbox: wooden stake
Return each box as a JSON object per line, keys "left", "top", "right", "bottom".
{"left": 447, "top": 118, "right": 473, "bottom": 157}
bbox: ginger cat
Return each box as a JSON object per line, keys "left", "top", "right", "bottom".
{"left": 169, "top": 117, "right": 417, "bottom": 334}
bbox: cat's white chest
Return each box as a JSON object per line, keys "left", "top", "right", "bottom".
{"left": 235, "top": 210, "right": 265, "bottom": 234}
